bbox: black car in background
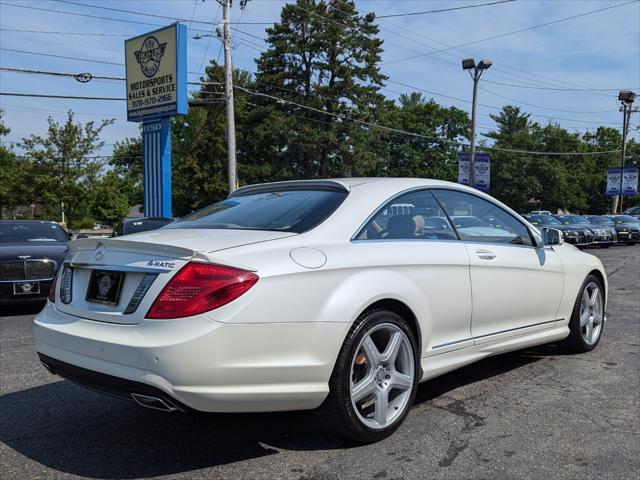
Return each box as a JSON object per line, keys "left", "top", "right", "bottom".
{"left": 552, "top": 215, "right": 597, "bottom": 247}
{"left": 0, "top": 220, "right": 69, "bottom": 306}
{"left": 583, "top": 215, "right": 619, "bottom": 246}
{"left": 111, "top": 217, "right": 174, "bottom": 237}
{"left": 605, "top": 215, "right": 640, "bottom": 245}
{"left": 525, "top": 214, "right": 592, "bottom": 247}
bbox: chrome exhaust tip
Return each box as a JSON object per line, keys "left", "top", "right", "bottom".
{"left": 131, "top": 393, "right": 178, "bottom": 412}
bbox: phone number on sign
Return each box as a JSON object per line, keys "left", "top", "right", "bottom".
{"left": 131, "top": 95, "right": 173, "bottom": 108}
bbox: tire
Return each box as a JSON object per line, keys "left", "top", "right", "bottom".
{"left": 320, "top": 309, "right": 419, "bottom": 443}
{"left": 562, "top": 274, "right": 605, "bottom": 353}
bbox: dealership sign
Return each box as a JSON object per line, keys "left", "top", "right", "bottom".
{"left": 605, "top": 166, "right": 638, "bottom": 196}
{"left": 458, "top": 152, "right": 491, "bottom": 192}
{"left": 125, "top": 23, "right": 187, "bottom": 218}
{"left": 125, "top": 23, "right": 187, "bottom": 122}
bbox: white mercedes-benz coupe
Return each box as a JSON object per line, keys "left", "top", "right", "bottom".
{"left": 34, "top": 178, "right": 607, "bottom": 442}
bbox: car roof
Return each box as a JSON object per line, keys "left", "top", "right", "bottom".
{"left": 231, "top": 177, "right": 463, "bottom": 197}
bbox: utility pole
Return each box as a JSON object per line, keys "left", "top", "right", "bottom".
{"left": 221, "top": 0, "right": 237, "bottom": 193}
{"left": 613, "top": 90, "right": 637, "bottom": 214}
{"left": 462, "top": 58, "right": 492, "bottom": 189}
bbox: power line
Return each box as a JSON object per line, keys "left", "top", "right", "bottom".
{"left": 482, "top": 79, "right": 640, "bottom": 92}
{"left": 386, "top": 79, "right": 622, "bottom": 125}
{"left": 377, "top": 0, "right": 515, "bottom": 19}
{"left": 382, "top": 0, "right": 639, "bottom": 66}
{"left": 1, "top": 92, "right": 125, "bottom": 101}
{"left": 49, "top": 0, "right": 273, "bottom": 25}
{"left": 0, "top": 48, "right": 122, "bottom": 66}
{"left": 478, "top": 86, "right": 619, "bottom": 114}
{"left": 0, "top": 27, "right": 129, "bottom": 37}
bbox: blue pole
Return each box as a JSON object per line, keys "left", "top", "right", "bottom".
{"left": 142, "top": 118, "right": 172, "bottom": 218}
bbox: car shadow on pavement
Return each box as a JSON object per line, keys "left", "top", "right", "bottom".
{"left": 0, "top": 346, "right": 554, "bottom": 479}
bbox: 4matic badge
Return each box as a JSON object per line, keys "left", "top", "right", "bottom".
{"left": 134, "top": 36, "right": 167, "bottom": 78}
{"left": 147, "top": 260, "right": 176, "bottom": 269}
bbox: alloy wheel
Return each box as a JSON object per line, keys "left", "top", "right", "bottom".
{"left": 580, "top": 281, "right": 604, "bottom": 345}
{"left": 349, "top": 323, "right": 415, "bottom": 430}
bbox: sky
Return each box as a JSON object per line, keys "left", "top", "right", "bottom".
{"left": 1, "top": 0, "right": 639, "bottom": 156}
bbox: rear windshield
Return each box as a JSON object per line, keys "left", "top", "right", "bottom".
{"left": 165, "top": 188, "right": 348, "bottom": 233}
{"left": 0, "top": 222, "right": 69, "bottom": 242}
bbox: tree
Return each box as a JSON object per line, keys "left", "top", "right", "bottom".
{"left": 19, "top": 111, "right": 114, "bottom": 228}
{"left": 110, "top": 137, "right": 143, "bottom": 207}
{"left": 0, "top": 110, "right": 20, "bottom": 218}
{"left": 90, "top": 170, "right": 131, "bottom": 225}
{"left": 253, "top": 0, "right": 386, "bottom": 178}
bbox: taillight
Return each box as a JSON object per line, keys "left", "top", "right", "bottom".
{"left": 48, "top": 269, "right": 59, "bottom": 302}
{"left": 146, "top": 262, "right": 258, "bottom": 319}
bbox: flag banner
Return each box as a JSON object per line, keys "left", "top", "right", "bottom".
{"left": 474, "top": 153, "right": 491, "bottom": 192}
{"left": 622, "top": 165, "right": 638, "bottom": 196}
{"left": 458, "top": 152, "right": 490, "bottom": 191}
{"left": 605, "top": 167, "right": 622, "bottom": 196}
{"left": 458, "top": 153, "right": 470, "bottom": 186}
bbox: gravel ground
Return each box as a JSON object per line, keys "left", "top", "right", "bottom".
{"left": 1, "top": 246, "right": 638, "bottom": 480}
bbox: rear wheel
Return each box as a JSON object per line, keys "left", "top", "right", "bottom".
{"left": 562, "top": 275, "right": 604, "bottom": 352}
{"left": 321, "top": 309, "right": 418, "bottom": 443}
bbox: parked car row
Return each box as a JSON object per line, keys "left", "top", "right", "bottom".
{"left": 524, "top": 213, "right": 640, "bottom": 248}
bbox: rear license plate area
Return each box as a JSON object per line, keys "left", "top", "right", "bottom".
{"left": 13, "top": 281, "right": 40, "bottom": 295}
{"left": 86, "top": 270, "right": 124, "bottom": 306}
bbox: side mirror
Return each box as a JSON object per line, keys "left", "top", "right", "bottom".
{"left": 542, "top": 227, "right": 564, "bottom": 246}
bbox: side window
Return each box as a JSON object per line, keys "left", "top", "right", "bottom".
{"left": 356, "top": 190, "right": 458, "bottom": 240}
{"left": 432, "top": 189, "right": 533, "bottom": 246}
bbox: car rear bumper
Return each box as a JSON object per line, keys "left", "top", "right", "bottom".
{"left": 33, "top": 302, "right": 349, "bottom": 412}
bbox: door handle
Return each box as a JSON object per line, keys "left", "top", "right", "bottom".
{"left": 476, "top": 249, "right": 496, "bottom": 260}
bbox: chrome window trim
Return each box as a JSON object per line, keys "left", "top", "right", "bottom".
{"left": 351, "top": 186, "right": 540, "bottom": 249}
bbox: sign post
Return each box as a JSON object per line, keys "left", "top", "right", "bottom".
{"left": 125, "top": 23, "right": 187, "bottom": 218}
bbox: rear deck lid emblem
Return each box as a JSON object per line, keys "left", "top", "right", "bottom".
{"left": 95, "top": 244, "right": 106, "bottom": 261}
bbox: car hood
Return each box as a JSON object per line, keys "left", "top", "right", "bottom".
{"left": 0, "top": 242, "right": 69, "bottom": 262}
{"left": 92, "top": 228, "right": 297, "bottom": 253}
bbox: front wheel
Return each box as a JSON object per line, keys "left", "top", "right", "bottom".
{"left": 562, "top": 274, "right": 605, "bottom": 353}
{"left": 321, "top": 309, "right": 418, "bottom": 443}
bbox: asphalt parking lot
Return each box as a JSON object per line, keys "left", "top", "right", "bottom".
{"left": 1, "top": 246, "right": 638, "bottom": 480}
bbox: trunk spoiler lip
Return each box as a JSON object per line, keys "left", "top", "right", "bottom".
{"left": 68, "top": 237, "right": 198, "bottom": 260}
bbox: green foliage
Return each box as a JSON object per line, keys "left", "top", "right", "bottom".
{"left": 90, "top": 170, "right": 131, "bottom": 225}
{"left": 110, "top": 136, "right": 143, "bottom": 207}
{"left": 252, "top": 0, "right": 386, "bottom": 178}
{"left": 19, "top": 111, "right": 114, "bottom": 228}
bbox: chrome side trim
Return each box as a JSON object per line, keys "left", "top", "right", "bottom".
{"left": 432, "top": 318, "right": 562, "bottom": 349}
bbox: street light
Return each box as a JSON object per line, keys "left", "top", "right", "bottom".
{"left": 613, "top": 89, "right": 638, "bottom": 213}
{"left": 462, "top": 58, "right": 492, "bottom": 189}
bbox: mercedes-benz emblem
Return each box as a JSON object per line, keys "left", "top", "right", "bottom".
{"left": 95, "top": 244, "right": 106, "bottom": 261}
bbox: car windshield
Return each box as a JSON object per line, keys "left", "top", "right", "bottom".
{"left": 529, "top": 215, "right": 562, "bottom": 225}
{"left": 0, "top": 222, "right": 69, "bottom": 242}
{"left": 612, "top": 215, "right": 639, "bottom": 224}
{"left": 586, "top": 216, "right": 614, "bottom": 225}
{"left": 165, "top": 188, "right": 348, "bottom": 233}
{"left": 559, "top": 215, "right": 590, "bottom": 224}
